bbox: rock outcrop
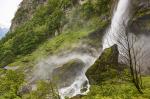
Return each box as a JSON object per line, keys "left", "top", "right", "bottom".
{"left": 130, "top": 0, "right": 150, "bottom": 35}
{"left": 52, "top": 59, "right": 85, "bottom": 88}
{"left": 86, "top": 44, "right": 119, "bottom": 84}
{"left": 10, "top": 0, "right": 48, "bottom": 32}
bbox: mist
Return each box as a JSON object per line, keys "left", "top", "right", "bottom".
{"left": 28, "top": 42, "right": 101, "bottom": 98}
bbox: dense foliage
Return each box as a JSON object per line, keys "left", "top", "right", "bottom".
{"left": 0, "top": 70, "right": 24, "bottom": 99}
{"left": 22, "top": 81, "right": 60, "bottom": 99}
{"left": 80, "top": 76, "right": 150, "bottom": 99}
{"left": 0, "top": 0, "right": 70, "bottom": 67}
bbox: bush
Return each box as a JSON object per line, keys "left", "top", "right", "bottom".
{"left": 0, "top": 70, "right": 24, "bottom": 99}
{"left": 22, "top": 81, "right": 60, "bottom": 99}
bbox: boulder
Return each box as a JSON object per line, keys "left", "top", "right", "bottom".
{"left": 52, "top": 59, "right": 85, "bottom": 88}
{"left": 86, "top": 44, "right": 119, "bottom": 84}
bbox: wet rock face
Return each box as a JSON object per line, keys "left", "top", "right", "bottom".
{"left": 52, "top": 59, "right": 85, "bottom": 88}
{"left": 130, "top": 0, "right": 150, "bottom": 36}
{"left": 138, "top": 0, "right": 150, "bottom": 8}
{"left": 131, "top": 0, "right": 150, "bottom": 8}
{"left": 131, "top": 14, "right": 150, "bottom": 36}
{"left": 86, "top": 44, "right": 119, "bottom": 84}
{"left": 130, "top": 0, "right": 150, "bottom": 74}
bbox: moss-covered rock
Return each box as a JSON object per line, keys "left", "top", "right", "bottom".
{"left": 52, "top": 59, "right": 85, "bottom": 88}
{"left": 86, "top": 44, "right": 119, "bottom": 84}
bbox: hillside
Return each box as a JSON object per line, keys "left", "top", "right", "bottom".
{"left": 0, "top": 0, "right": 112, "bottom": 67}
{"left": 0, "top": 0, "right": 150, "bottom": 99}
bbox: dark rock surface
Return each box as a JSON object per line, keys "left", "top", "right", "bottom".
{"left": 130, "top": 0, "right": 150, "bottom": 35}
{"left": 52, "top": 59, "right": 85, "bottom": 88}
{"left": 131, "top": 14, "right": 150, "bottom": 36}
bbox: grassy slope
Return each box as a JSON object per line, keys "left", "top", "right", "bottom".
{"left": 80, "top": 76, "right": 150, "bottom": 99}
{"left": 9, "top": 28, "right": 94, "bottom": 67}
{"left": 9, "top": 15, "right": 108, "bottom": 68}
{"left": 0, "top": 27, "right": 96, "bottom": 99}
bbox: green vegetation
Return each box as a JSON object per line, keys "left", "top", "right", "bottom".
{"left": 86, "top": 45, "right": 119, "bottom": 84}
{"left": 0, "top": 0, "right": 150, "bottom": 99}
{"left": 81, "top": 76, "right": 150, "bottom": 99}
{"left": 84, "top": 44, "right": 150, "bottom": 99}
{"left": 80, "top": 0, "right": 111, "bottom": 19}
{"left": 8, "top": 28, "right": 93, "bottom": 67}
{"left": 0, "top": 0, "right": 111, "bottom": 67}
{"left": 0, "top": 0, "right": 71, "bottom": 67}
{"left": 22, "top": 81, "right": 60, "bottom": 99}
{"left": 0, "top": 70, "right": 24, "bottom": 99}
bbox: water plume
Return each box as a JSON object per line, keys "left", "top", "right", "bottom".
{"left": 31, "top": 43, "right": 100, "bottom": 98}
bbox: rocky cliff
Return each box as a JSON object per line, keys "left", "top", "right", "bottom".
{"left": 10, "top": 0, "right": 48, "bottom": 32}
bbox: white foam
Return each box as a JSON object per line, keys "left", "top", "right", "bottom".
{"left": 103, "top": 0, "right": 131, "bottom": 49}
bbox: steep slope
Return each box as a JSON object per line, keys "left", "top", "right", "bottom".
{"left": 0, "top": 0, "right": 113, "bottom": 98}
{"left": 0, "top": 0, "right": 150, "bottom": 99}
{"left": 0, "top": 0, "right": 112, "bottom": 67}
{"left": 10, "top": 0, "right": 48, "bottom": 32}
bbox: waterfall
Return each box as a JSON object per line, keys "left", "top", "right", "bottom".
{"left": 103, "top": 0, "right": 132, "bottom": 49}
{"left": 33, "top": 48, "right": 99, "bottom": 99}
{"left": 59, "top": 73, "right": 90, "bottom": 99}
{"left": 32, "top": 0, "right": 133, "bottom": 98}
{"left": 58, "top": 53, "right": 97, "bottom": 99}
{"left": 59, "top": 0, "right": 132, "bottom": 98}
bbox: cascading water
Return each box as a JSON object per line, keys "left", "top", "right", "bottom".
{"left": 59, "top": 73, "right": 90, "bottom": 99}
{"left": 32, "top": 0, "right": 133, "bottom": 98}
{"left": 103, "top": 0, "right": 132, "bottom": 49}
{"left": 32, "top": 46, "right": 99, "bottom": 99}
{"left": 58, "top": 52, "right": 98, "bottom": 99}
{"left": 60, "top": 0, "right": 133, "bottom": 98}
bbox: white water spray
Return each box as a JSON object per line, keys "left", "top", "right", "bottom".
{"left": 103, "top": 0, "right": 132, "bottom": 49}
{"left": 58, "top": 52, "right": 97, "bottom": 99}
{"left": 31, "top": 44, "right": 99, "bottom": 99}
{"left": 59, "top": 73, "right": 90, "bottom": 99}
